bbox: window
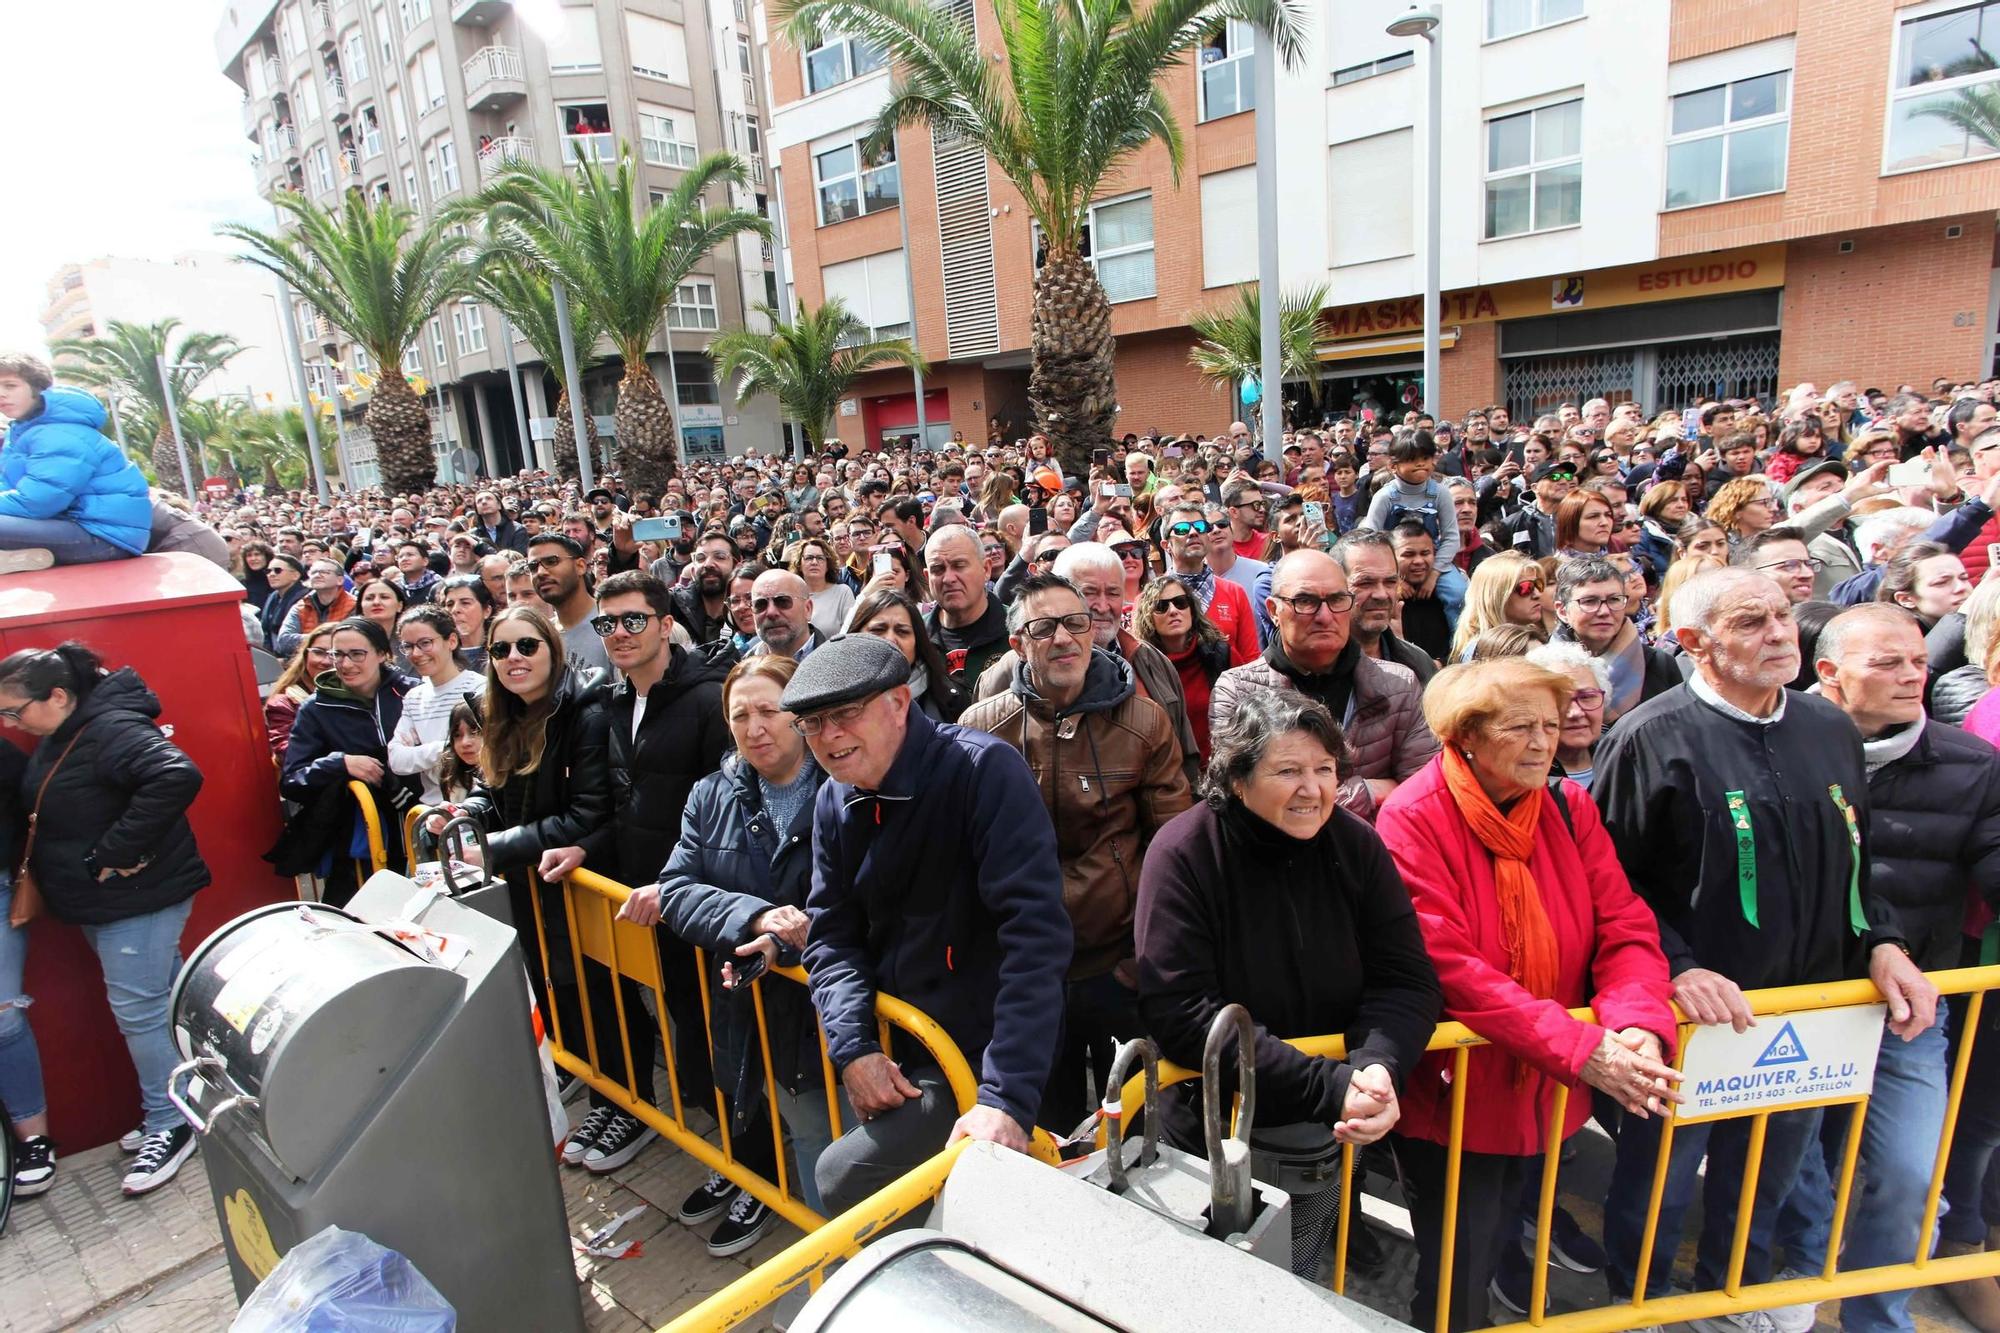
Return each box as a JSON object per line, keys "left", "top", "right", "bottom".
{"left": 1198, "top": 20, "right": 1254, "bottom": 122}
{"left": 561, "top": 103, "right": 616, "bottom": 163}
{"left": 626, "top": 12, "right": 690, "bottom": 83}
{"left": 452, "top": 308, "right": 472, "bottom": 354}
{"left": 1034, "top": 192, "right": 1157, "bottom": 303}
{"left": 814, "top": 135, "right": 898, "bottom": 223}
{"left": 390, "top": 89, "right": 408, "bottom": 142}
{"left": 738, "top": 34, "right": 754, "bottom": 74}
{"left": 1200, "top": 166, "right": 1258, "bottom": 286}
{"left": 1484, "top": 98, "right": 1582, "bottom": 237}
{"left": 1332, "top": 51, "right": 1414, "bottom": 85}
{"left": 746, "top": 121, "right": 762, "bottom": 155}
{"left": 345, "top": 31, "right": 369, "bottom": 84}
{"left": 430, "top": 317, "right": 448, "bottom": 364}
{"left": 822, "top": 251, "right": 912, "bottom": 339}
{"left": 403, "top": 165, "right": 422, "bottom": 205}
{"left": 1665, "top": 71, "right": 1789, "bottom": 208}
{"left": 284, "top": 4, "right": 308, "bottom": 58}
{"left": 360, "top": 106, "right": 383, "bottom": 158}
{"left": 403, "top": 343, "right": 423, "bottom": 374}
{"left": 546, "top": 8, "right": 603, "bottom": 74}
{"left": 639, "top": 106, "right": 697, "bottom": 167}
{"left": 398, "top": 0, "right": 431, "bottom": 26}
{"left": 375, "top": 7, "right": 394, "bottom": 67}
{"left": 310, "top": 144, "right": 336, "bottom": 195}
{"left": 465, "top": 304, "right": 486, "bottom": 352}
{"left": 438, "top": 139, "right": 459, "bottom": 192}
{"left": 1887, "top": 1, "right": 2000, "bottom": 173}
{"left": 425, "top": 147, "right": 442, "bottom": 197}
{"left": 734, "top": 0, "right": 748, "bottom": 19}
{"left": 667, "top": 279, "right": 719, "bottom": 330}
{"left": 297, "top": 77, "right": 321, "bottom": 125}
{"left": 1486, "top": 0, "right": 1584, "bottom": 41}
{"left": 411, "top": 46, "right": 445, "bottom": 111}
{"left": 352, "top": 345, "right": 372, "bottom": 377}
{"left": 804, "top": 32, "right": 886, "bottom": 93}
{"left": 1327, "top": 130, "right": 1414, "bottom": 265}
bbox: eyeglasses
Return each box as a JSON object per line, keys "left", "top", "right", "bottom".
{"left": 1618, "top": 519, "right": 1642, "bottom": 531}
{"left": 1230, "top": 500, "right": 1268, "bottom": 513}
{"left": 1512, "top": 578, "right": 1542, "bottom": 599}
{"left": 1020, "top": 612, "right": 1094, "bottom": 641}
{"left": 305, "top": 645, "right": 338, "bottom": 659}
{"left": 0, "top": 697, "right": 45, "bottom": 723}
{"left": 1755, "top": 557, "right": 1825, "bottom": 576}
{"left": 726, "top": 593, "right": 755, "bottom": 608}
{"left": 399, "top": 636, "right": 442, "bottom": 654}
{"left": 488, "top": 636, "right": 545, "bottom": 660}
{"left": 1570, "top": 594, "right": 1630, "bottom": 613}
{"left": 1568, "top": 688, "right": 1606, "bottom": 710}
{"left": 1152, "top": 594, "right": 1194, "bottom": 613}
{"left": 1276, "top": 591, "right": 1356, "bottom": 617}
{"left": 792, "top": 694, "right": 877, "bottom": 737}
{"left": 1168, "top": 520, "right": 1213, "bottom": 537}
{"left": 591, "top": 611, "right": 659, "bottom": 637}
{"left": 330, "top": 648, "right": 377, "bottom": 664}
{"left": 753, "top": 595, "right": 798, "bottom": 614}
{"left": 526, "top": 553, "right": 569, "bottom": 571}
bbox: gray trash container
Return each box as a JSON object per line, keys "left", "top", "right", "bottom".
{"left": 169, "top": 871, "right": 582, "bottom": 1333}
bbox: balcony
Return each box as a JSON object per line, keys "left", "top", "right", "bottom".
{"left": 562, "top": 132, "right": 616, "bottom": 166}
{"left": 312, "top": 0, "right": 336, "bottom": 46}
{"left": 451, "top": 0, "right": 510, "bottom": 24}
{"left": 462, "top": 45, "right": 524, "bottom": 111}
{"left": 271, "top": 123, "right": 299, "bottom": 158}
{"left": 477, "top": 134, "right": 533, "bottom": 179}
{"left": 337, "top": 146, "right": 358, "bottom": 179}
{"left": 241, "top": 96, "right": 262, "bottom": 139}
{"left": 326, "top": 70, "right": 348, "bottom": 114}
{"left": 259, "top": 53, "right": 282, "bottom": 88}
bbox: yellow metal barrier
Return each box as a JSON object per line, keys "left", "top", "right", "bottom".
{"left": 345, "top": 779, "right": 389, "bottom": 881}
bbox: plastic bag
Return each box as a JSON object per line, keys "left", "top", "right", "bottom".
{"left": 231, "top": 1226, "right": 456, "bottom": 1332}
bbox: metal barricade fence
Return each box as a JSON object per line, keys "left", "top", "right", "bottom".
{"left": 346, "top": 779, "right": 390, "bottom": 881}
{"left": 671, "top": 965, "right": 2000, "bottom": 1333}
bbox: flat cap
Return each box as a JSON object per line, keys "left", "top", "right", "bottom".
{"left": 1779, "top": 458, "right": 1846, "bottom": 508}
{"left": 781, "top": 633, "right": 910, "bottom": 717}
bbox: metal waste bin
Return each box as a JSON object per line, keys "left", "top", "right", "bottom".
{"left": 169, "top": 870, "right": 582, "bottom": 1332}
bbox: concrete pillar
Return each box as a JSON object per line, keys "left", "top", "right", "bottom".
{"left": 523, "top": 371, "right": 553, "bottom": 471}
{"left": 471, "top": 381, "right": 501, "bottom": 479}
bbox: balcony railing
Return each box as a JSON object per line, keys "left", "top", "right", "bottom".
{"left": 326, "top": 70, "right": 347, "bottom": 109}
{"left": 270, "top": 123, "right": 298, "bottom": 157}
{"left": 477, "top": 134, "right": 532, "bottom": 178}
{"left": 312, "top": 0, "right": 335, "bottom": 40}
{"left": 562, "top": 131, "right": 616, "bottom": 165}
{"left": 260, "top": 54, "right": 282, "bottom": 88}
{"left": 462, "top": 45, "right": 524, "bottom": 101}
{"left": 337, "top": 147, "right": 358, "bottom": 177}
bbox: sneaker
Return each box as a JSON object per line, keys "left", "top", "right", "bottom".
{"left": 707, "top": 1190, "right": 775, "bottom": 1257}
{"left": 119, "top": 1126, "right": 145, "bottom": 1154}
{"left": 1763, "top": 1270, "right": 1820, "bottom": 1333}
{"left": 556, "top": 1071, "right": 584, "bottom": 1103}
{"left": 120, "top": 1125, "right": 196, "bottom": 1196}
{"left": 1688, "top": 1312, "right": 1780, "bottom": 1333}
{"left": 0, "top": 550, "right": 55, "bottom": 576}
{"left": 562, "top": 1106, "right": 615, "bottom": 1167}
{"left": 1489, "top": 1250, "right": 1533, "bottom": 1317}
{"left": 13, "top": 1136, "right": 55, "bottom": 1198}
{"left": 1525, "top": 1205, "right": 1606, "bottom": 1274}
{"left": 677, "top": 1171, "right": 738, "bottom": 1225}
{"left": 582, "top": 1112, "right": 657, "bottom": 1174}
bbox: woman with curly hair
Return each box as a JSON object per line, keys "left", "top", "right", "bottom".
{"left": 1702, "top": 476, "right": 1779, "bottom": 552}
{"left": 1134, "top": 574, "right": 1231, "bottom": 763}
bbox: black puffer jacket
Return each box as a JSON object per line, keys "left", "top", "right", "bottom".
{"left": 1931, "top": 664, "right": 1988, "bottom": 727}
{"left": 1861, "top": 719, "right": 2000, "bottom": 970}
{"left": 20, "top": 669, "right": 206, "bottom": 926}
{"left": 459, "top": 667, "right": 613, "bottom": 872}
{"left": 581, "top": 644, "right": 731, "bottom": 885}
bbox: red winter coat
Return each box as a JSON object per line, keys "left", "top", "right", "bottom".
{"left": 1375, "top": 756, "right": 1677, "bottom": 1156}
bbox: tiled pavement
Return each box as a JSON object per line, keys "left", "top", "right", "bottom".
{"left": 0, "top": 1114, "right": 1982, "bottom": 1332}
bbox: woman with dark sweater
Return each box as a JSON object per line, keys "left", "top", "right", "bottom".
{"left": 1134, "top": 687, "right": 1441, "bottom": 1276}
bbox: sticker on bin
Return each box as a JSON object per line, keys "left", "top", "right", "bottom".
{"left": 1675, "top": 1004, "right": 1886, "bottom": 1122}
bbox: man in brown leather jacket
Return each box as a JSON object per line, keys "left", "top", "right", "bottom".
{"left": 959, "top": 571, "right": 1192, "bottom": 1134}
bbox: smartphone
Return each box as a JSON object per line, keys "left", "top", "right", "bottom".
{"left": 1101, "top": 483, "right": 1119, "bottom": 499}
{"left": 632, "top": 515, "right": 681, "bottom": 542}
{"left": 873, "top": 548, "right": 895, "bottom": 577}
{"left": 1303, "top": 501, "right": 1325, "bottom": 529}
{"left": 1113, "top": 484, "right": 1134, "bottom": 499}
{"left": 1164, "top": 445, "right": 1183, "bottom": 458}
{"left": 1887, "top": 460, "right": 1931, "bottom": 488}
{"left": 1092, "top": 448, "right": 1111, "bottom": 468}
{"left": 1029, "top": 507, "right": 1049, "bottom": 535}
{"left": 723, "top": 937, "right": 773, "bottom": 990}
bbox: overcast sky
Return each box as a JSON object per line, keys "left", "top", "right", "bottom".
{"left": 0, "top": 4, "right": 273, "bottom": 356}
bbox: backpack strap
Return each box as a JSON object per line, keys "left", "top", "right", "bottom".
{"left": 1545, "top": 776, "right": 1575, "bottom": 838}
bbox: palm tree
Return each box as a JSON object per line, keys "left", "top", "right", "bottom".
{"left": 1913, "top": 83, "right": 2000, "bottom": 157}
{"left": 217, "top": 191, "right": 470, "bottom": 492}
{"left": 463, "top": 255, "right": 607, "bottom": 481}
{"left": 235, "top": 408, "right": 315, "bottom": 491}
{"left": 708, "top": 298, "right": 924, "bottom": 454}
{"left": 1189, "top": 283, "right": 1327, "bottom": 425}
{"left": 774, "top": 0, "right": 1305, "bottom": 479}
{"left": 463, "top": 151, "right": 769, "bottom": 493}
{"left": 51, "top": 318, "right": 244, "bottom": 494}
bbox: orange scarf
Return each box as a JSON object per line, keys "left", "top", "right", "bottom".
{"left": 1441, "top": 748, "right": 1561, "bottom": 1006}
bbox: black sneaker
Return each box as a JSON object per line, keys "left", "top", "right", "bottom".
{"left": 677, "top": 1171, "right": 737, "bottom": 1225}
{"left": 119, "top": 1127, "right": 145, "bottom": 1154}
{"left": 121, "top": 1126, "right": 196, "bottom": 1196}
{"left": 1490, "top": 1238, "right": 1534, "bottom": 1317}
{"left": 556, "top": 1071, "right": 584, "bottom": 1103}
{"left": 13, "top": 1135, "right": 55, "bottom": 1197}
{"left": 582, "top": 1113, "right": 657, "bottom": 1174}
{"left": 1525, "top": 1205, "right": 1606, "bottom": 1275}
{"left": 562, "top": 1107, "right": 615, "bottom": 1167}
{"left": 707, "top": 1190, "right": 775, "bottom": 1257}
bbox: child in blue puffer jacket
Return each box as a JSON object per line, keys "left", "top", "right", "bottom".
{"left": 0, "top": 353, "right": 151, "bottom": 572}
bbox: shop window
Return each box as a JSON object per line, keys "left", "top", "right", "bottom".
{"left": 1886, "top": 0, "right": 2000, "bottom": 173}
{"left": 1484, "top": 99, "right": 1581, "bottom": 238}
{"left": 1487, "top": 0, "right": 1583, "bottom": 42}
{"left": 1665, "top": 71, "right": 1790, "bottom": 208}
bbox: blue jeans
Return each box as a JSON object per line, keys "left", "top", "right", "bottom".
{"left": 1774, "top": 1016, "right": 1949, "bottom": 1333}
{"left": 1604, "top": 1102, "right": 1821, "bottom": 1300}
{"left": 78, "top": 897, "right": 194, "bottom": 1134}
{"left": 0, "top": 880, "right": 48, "bottom": 1124}
{"left": 0, "top": 514, "right": 128, "bottom": 565}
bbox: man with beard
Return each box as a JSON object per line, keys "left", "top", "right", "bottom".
{"left": 470, "top": 489, "right": 528, "bottom": 554}
{"left": 1595, "top": 569, "right": 1932, "bottom": 1319}
{"left": 747, "top": 568, "right": 824, "bottom": 661}
{"left": 1332, "top": 529, "right": 1436, "bottom": 684}
{"left": 526, "top": 533, "right": 612, "bottom": 672}
{"left": 668, "top": 529, "right": 740, "bottom": 646}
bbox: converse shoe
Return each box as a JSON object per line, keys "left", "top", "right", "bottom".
{"left": 678, "top": 1171, "right": 738, "bottom": 1225}
{"left": 0, "top": 550, "right": 55, "bottom": 576}
{"left": 1763, "top": 1270, "right": 1820, "bottom": 1333}
{"left": 556, "top": 1071, "right": 584, "bottom": 1104}
{"left": 1524, "top": 1205, "right": 1606, "bottom": 1274}
{"left": 562, "top": 1107, "right": 615, "bottom": 1167}
{"left": 582, "top": 1112, "right": 657, "bottom": 1174}
{"left": 13, "top": 1135, "right": 55, "bottom": 1197}
{"left": 707, "top": 1190, "right": 775, "bottom": 1257}
{"left": 1688, "top": 1312, "right": 1780, "bottom": 1333}
{"left": 119, "top": 1126, "right": 145, "bottom": 1154}
{"left": 121, "top": 1125, "right": 196, "bottom": 1196}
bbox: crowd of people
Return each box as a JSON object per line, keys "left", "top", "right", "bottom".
{"left": 4, "top": 341, "right": 2000, "bottom": 1333}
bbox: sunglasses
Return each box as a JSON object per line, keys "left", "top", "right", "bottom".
{"left": 1168, "top": 520, "right": 1213, "bottom": 537}
{"left": 1151, "top": 594, "right": 1194, "bottom": 613}
{"left": 1512, "top": 578, "right": 1542, "bottom": 599}
{"left": 1033, "top": 549, "right": 1064, "bottom": 565}
{"left": 1019, "top": 612, "right": 1094, "bottom": 641}
{"left": 752, "top": 595, "right": 798, "bottom": 613}
{"left": 488, "top": 636, "right": 545, "bottom": 660}
{"left": 1113, "top": 543, "right": 1149, "bottom": 561}
{"left": 590, "top": 611, "right": 659, "bottom": 637}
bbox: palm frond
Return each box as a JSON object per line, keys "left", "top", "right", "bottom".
{"left": 708, "top": 299, "right": 924, "bottom": 446}
{"left": 1188, "top": 283, "right": 1327, "bottom": 389}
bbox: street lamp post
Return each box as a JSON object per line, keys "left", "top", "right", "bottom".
{"left": 1388, "top": 6, "right": 1444, "bottom": 418}
{"left": 895, "top": 170, "right": 929, "bottom": 454}
{"left": 154, "top": 355, "right": 200, "bottom": 499}
{"left": 497, "top": 310, "right": 533, "bottom": 475}
{"left": 551, "top": 279, "right": 596, "bottom": 492}
{"left": 315, "top": 345, "right": 354, "bottom": 489}
{"left": 1253, "top": 29, "right": 1282, "bottom": 463}
{"left": 271, "top": 276, "right": 332, "bottom": 502}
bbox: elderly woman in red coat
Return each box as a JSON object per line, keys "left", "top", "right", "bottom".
{"left": 1375, "top": 656, "right": 1680, "bottom": 1332}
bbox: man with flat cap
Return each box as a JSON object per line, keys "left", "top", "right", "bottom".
{"left": 785, "top": 633, "right": 1071, "bottom": 1213}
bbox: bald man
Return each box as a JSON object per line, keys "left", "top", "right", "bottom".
{"left": 748, "top": 567, "right": 821, "bottom": 661}
{"left": 925, "top": 524, "right": 1009, "bottom": 684}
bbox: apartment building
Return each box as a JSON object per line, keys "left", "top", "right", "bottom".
{"left": 40, "top": 253, "right": 300, "bottom": 409}
{"left": 214, "top": 0, "right": 786, "bottom": 481}
{"left": 769, "top": 0, "right": 2000, "bottom": 444}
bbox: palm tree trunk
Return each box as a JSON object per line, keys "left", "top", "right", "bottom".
{"left": 152, "top": 423, "right": 187, "bottom": 495}
{"left": 1029, "top": 251, "right": 1118, "bottom": 480}
{"left": 614, "top": 356, "right": 678, "bottom": 494}
{"left": 550, "top": 386, "right": 599, "bottom": 482}
{"left": 363, "top": 369, "right": 438, "bottom": 493}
